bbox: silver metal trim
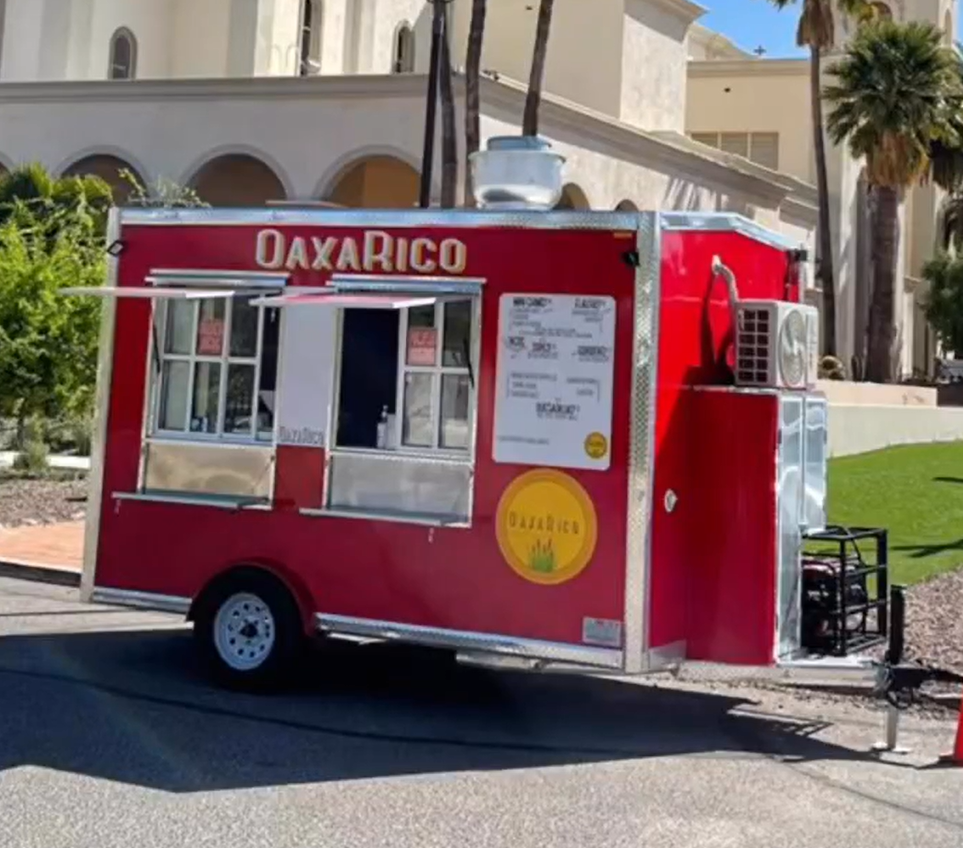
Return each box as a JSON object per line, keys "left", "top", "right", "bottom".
{"left": 676, "top": 656, "right": 878, "bottom": 687}
{"left": 315, "top": 613, "right": 624, "bottom": 669}
{"left": 112, "top": 491, "right": 269, "bottom": 511}
{"left": 328, "top": 447, "right": 473, "bottom": 467}
{"left": 645, "top": 639, "right": 686, "bottom": 671}
{"left": 334, "top": 279, "right": 484, "bottom": 296}
{"left": 660, "top": 212, "right": 803, "bottom": 252}
{"left": 300, "top": 507, "right": 470, "bottom": 529}
{"left": 118, "top": 207, "right": 642, "bottom": 232}
{"left": 332, "top": 273, "right": 487, "bottom": 288}
{"left": 622, "top": 213, "right": 660, "bottom": 674}
{"left": 81, "top": 208, "right": 122, "bottom": 603}
{"left": 146, "top": 268, "right": 289, "bottom": 288}
{"left": 91, "top": 586, "right": 191, "bottom": 615}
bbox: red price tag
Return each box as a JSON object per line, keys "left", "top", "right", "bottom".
{"left": 197, "top": 318, "right": 224, "bottom": 355}
{"left": 407, "top": 328, "right": 437, "bottom": 366}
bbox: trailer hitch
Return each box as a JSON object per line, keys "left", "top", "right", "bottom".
{"left": 871, "top": 585, "right": 963, "bottom": 752}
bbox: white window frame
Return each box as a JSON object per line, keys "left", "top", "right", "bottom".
{"left": 152, "top": 296, "right": 280, "bottom": 444}
{"left": 394, "top": 298, "right": 475, "bottom": 454}
{"left": 329, "top": 295, "right": 480, "bottom": 459}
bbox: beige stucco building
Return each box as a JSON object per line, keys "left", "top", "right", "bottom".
{"left": 0, "top": 0, "right": 816, "bottom": 301}
{"left": 687, "top": 0, "right": 957, "bottom": 378}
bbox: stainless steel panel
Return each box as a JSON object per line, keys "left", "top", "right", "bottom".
{"left": 776, "top": 394, "right": 804, "bottom": 660}
{"left": 623, "top": 212, "right": 660, "bottom": 673}
{"left": 327, "top": 451, "right": 472, "bottom": 522}
{"left": 142, "top": 441, "right": 274, "bottom": 499}
{"left": 803, "top": 394, "right": 828, "bottom": 532}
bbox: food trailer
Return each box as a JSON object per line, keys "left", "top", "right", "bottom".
{"left": 66, "top": 141, "right": 891, "bottom": 692}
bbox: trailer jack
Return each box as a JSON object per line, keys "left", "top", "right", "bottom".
{"left": 871, "top": 585, "right": 963, "bottom": 755}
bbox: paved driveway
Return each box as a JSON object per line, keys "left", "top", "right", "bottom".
{"left": 0, "top": 576, "right": 961, "bottom": 848}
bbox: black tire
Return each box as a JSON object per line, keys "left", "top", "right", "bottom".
{"left": 192, "top": 568, "right": 305, "bottom": 692}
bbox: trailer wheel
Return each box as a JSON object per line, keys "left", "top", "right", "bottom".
{"left": 193, "top": 569, "right": 304, "bottom": 692}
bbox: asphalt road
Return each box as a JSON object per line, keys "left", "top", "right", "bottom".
{"left": 0, "top": 575, "right": 962, "bottom": 848}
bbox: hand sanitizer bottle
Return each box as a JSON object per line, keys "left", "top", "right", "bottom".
{"left": 376, "top": 405, "right": 389, "bottom": 449}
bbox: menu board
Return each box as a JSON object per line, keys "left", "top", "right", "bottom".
{"left": 493, "top": 294, "right": 616, "bottom": 471}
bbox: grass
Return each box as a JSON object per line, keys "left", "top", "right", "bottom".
{"left": 828, "top": 441, "right": 963, "bottom": 586}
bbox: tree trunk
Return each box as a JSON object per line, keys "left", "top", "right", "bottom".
{"left": 810, "top": 45, "right": 837, "bottom": 357}
{"left": 523, "top": 0, "right": 554, "bottom": 136}
{"left": 438, "top": 5, "right": 458, "bottom": 209}
{"left": 464, "top": 0, "right": 487, "bottom": 207}
{"left": 865, "top": 185, "right": 900, "bottom": 383}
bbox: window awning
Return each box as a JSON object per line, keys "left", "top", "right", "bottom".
{"left": 61, "top": 286, "right": 237, "bottom": 300}
{"left": 250, "top": 292, "right": 441, "bottom": 310}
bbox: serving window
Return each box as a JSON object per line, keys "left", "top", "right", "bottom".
{"left": 327, "top": 292, "right": 479, "bottom": 526}
{"left": 153, "top": 296, "right": 280, "bottom": 442}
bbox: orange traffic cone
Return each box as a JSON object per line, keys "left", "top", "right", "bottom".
{"left": 952, "top": 701, "right": 963, "bottom": 764}
{"left": 940, "top": 698, "right": 963, "bottom": 765}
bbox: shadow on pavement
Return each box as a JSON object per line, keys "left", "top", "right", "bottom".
{"left": 0, "top": 626, "right": 870, "bottom": 793}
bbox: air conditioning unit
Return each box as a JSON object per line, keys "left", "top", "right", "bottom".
{"left": 734, "top": 300, "right": 819, "bottom": 390}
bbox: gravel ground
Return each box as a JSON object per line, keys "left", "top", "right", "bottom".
{"left": 0, "top": 475, "right": 87, "bottom": 529}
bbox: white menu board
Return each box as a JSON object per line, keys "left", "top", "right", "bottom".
{"left": 493, "top": 294, "right": 616, "bottom": 471}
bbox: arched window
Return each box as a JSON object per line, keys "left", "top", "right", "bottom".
{"left": 299, "top": 0, "right": 323, "bottom": 76}
{"left": 945, "top": 10, "right": 953, "bottom": 46}
{"left": 108, "top": 28, "right": 137, "bottom": 80}
{"left": 393, "top": 23, "right": 415, "bottom": 74}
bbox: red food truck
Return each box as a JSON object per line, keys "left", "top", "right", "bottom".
{"left": 65, "top": 196, "right": 891, "bottom": 692}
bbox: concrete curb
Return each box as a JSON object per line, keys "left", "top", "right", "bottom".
{"left": 0, "top": 559, "right": 81, "bottom": 588}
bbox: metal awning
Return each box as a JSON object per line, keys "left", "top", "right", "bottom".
{"left": 60, "top": 287, "right": 237, "bottom": 300}
{"left": 249, "top": 292, "right": 441, "bottom": 310}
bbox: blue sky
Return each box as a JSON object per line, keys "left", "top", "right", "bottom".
{"left": 699, "top": 0, "right": 958, "bottom": 58}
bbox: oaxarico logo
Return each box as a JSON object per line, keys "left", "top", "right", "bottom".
{"left": 495, "top": 469, "right": 598, "bottom": 586}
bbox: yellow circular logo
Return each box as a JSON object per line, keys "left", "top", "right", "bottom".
{"left": 584, "top": 432, "right": 608, "bottom": 459}
{"left": 495, "top": 469, "right": 598, "bottom": 586}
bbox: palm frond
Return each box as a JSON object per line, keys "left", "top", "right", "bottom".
{"left": 823, "top": 20, "right": 961, "bottom": 188}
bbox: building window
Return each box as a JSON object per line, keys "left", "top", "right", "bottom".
{"left": 690, "top": 131, "right": 780, "bottom": 171}
{"left": 155, "top": 297, "right": 280, "bottom": 442}
{"left": 393, "top": 23, "right": 416, "bottom": 74}
{"left": 108, "top": 27, "right": 137, "bottom": 80}
{"left": 299, "top": 0, "right": 324, "bottom": 76}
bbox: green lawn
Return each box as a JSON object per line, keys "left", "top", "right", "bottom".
{"left": 828, "top": 441, "right": 963, "bottom": 585}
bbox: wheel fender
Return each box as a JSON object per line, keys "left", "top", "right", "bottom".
{"left": 189, "top": 559, "right": 316, "bottom": 636}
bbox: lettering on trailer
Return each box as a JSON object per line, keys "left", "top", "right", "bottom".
{"left": 255, "top": 229, "right": 469, "bottom": 275}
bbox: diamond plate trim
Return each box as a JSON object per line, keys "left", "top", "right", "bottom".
{"left": 622, "top": 212, "right": 660, "bottom": 673}
{"left": 120, "top": 207, "right": 643, "bottom": 232}
{"left": 316, "top": 614, "right": 624, "bottom": 669}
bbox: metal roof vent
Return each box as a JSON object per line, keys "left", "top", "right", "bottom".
{"left": 470, "top": 136, "right": 565, "bottom": 211}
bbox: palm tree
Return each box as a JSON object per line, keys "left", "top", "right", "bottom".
{"left": 824, "top": 20, "right": 963, "bottom": 382}
{"left": 436, "top": 0, "right": 458, "bottom": 208}
{"left": 522, "top": 0, "right": 555, "bottom": 136}
{"left": 768, "top": 0, "right": 874, "bottom": 359}
{"left": 464, "top": 0, "right": 487, "bottom": 206}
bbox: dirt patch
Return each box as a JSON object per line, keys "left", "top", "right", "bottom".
{"left": 0, "top": 476, "right": 87, "bottom": 529}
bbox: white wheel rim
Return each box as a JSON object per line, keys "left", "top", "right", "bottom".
{"left": 213, "top": 592, "right": 276, "bottom": 672}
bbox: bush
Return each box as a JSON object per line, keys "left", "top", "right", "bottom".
{"left": 819, "top": 355, "right": 847, "bottom": 380}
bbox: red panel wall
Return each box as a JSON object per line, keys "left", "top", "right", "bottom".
{"left": 647, "top": 229, "right": 794, "bottom": 658}
{"left": 94, "top": 222, "right": 637, "bottom": 648}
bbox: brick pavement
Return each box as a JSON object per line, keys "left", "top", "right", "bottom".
{"left": 0, "top": 521, "right": 83, "bottom": 573}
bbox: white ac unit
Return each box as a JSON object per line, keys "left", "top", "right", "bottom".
{"left": 734, "top": 300, "right": 819, "bottom": 390}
